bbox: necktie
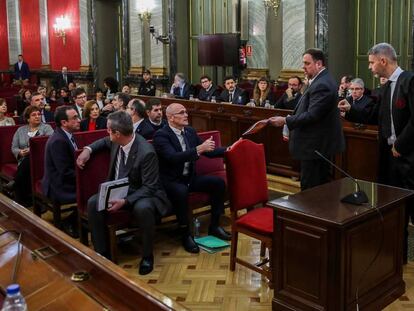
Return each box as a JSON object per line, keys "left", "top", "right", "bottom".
{"left": 180, "top": 131, "right": 190, "bottom": 176}
{"left": 70, "top": 136, "right": 78, "bottom": 150}
{"left": 117, "top": 148, "right": 128, "bottom": 179}
{"left": 229, "top": 93, "right": 233, "bottom": 102}
{"left": 64, "top": 74, "right": 67, "bottom": 84}
{"left": 381, "top": 81, "right": 392, "bottom": 139}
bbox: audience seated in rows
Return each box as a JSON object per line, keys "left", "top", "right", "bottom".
{"left": 102, "top": 92, "right": 130, "bottom": 116}
{"left": 0, "top": 98, "right": 15, "bottom": 126}
{"left": 138, "top": 69, "right": 156, "bottom": 97}
{"left": 58, "top": 87, "right": 71, "bottom": 105}
{"left": 198, "top": 75, "right": 221, "bottom": 102}
{"left": 80, "top": 100, "right": 107, "bottom": 131}
{"left": 7, "top": 106, "right": 53, "bottom": 206}
{"left": 274, "top": 76, "right": 303, "bottom": 110}
{"left": 252, "top": 76, "right": 276, "bottom": 107}
{"left": 219, "top": 75, "right": 249, "bottom": 105}
{"left": 42, "top": 106, "right": 80, "bottom": 205}
{"left": 17, "top": 88, "right": 32, "bottom": 115}
{"left": 77, "top": 111, "right": 171, "bottom": 275}
{"left": 153, "top": 103, "right": 231, "bottom": 254}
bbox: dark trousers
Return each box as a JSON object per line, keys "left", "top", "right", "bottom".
{"left": 87, "top": 194, "right": 157, "bottom": 258}
{"left": 300, "top": 158, "right": 331, "bottom": 191}
{"left": 163, "top": 175, "right": 226, "bottom": 228}
{"left": 14, "top": 156, "right": 32, "bottom": 206}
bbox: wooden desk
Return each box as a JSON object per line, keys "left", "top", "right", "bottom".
{"left": 137, "top": 96, "right": 379, "bottom": 181}
{"left": 269, "top": 178, "right": 414, "bottom": 311}
{"left": 0, "top": 194, "right": 187, "bottom": 311}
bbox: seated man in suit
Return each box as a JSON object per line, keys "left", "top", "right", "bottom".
{"left": 274, "top": 76, "right": 303, "bottom": 110}
{"left": 340, "top": 78, "right": 374, "bottom": 119}
{"left": 13, "top": 54, "right": 30, "bottom": 83}
{"left": 28, "top": 92, "right": 54, "bottom": 123}
{"left": 127, "top": 98, "right": 147, "bottom": 135}
{"left": 141, "top": 98, "right": 167, "bottom": 139}
{"left": 54, "top": 66, "right": 74, "bottom": 90}
{"left": 219, "top": 76, "right": 249, "bottom": 105}
{"left": 102, "top": 92, "right": 130, "bottom": 117}
{"left": 42, "top": 106, "right": 80, "bottom": 205}
{"left": 170, "top": 73, "right": 193, "bottom": 99}
{"left": 77, "top": 111, "right": 171, "bottom": 275}
{"left": 72, "top": 88, "right": 87, "bottom": 118}
{"left": 198, "top": 75, "right": 221, "bottom": 102}
{"left": 138, "top": 69, "right": 156, "bottom": 96}
{"left": 153, "top": 103, "right": 231, "bottom": 254}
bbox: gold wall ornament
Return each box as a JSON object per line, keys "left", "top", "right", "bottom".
{"left": 263, "top": 0, "right": 281, "bottom": 17}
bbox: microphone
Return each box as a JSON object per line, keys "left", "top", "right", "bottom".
{"left": 314, "top": 150, "right": 368, "bottom": 205}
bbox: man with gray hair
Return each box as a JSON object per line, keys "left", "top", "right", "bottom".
{"left": 340, "top": 77, "right": 373, "bottom": 117}
{"left": 170, "top": 73, "right": 193, "bottom": 99}
{"left": 338, "top": 42, "right": 414, "bottom": 262}
{"left": 77, "top": 110, "right": 171, "bottom": 275}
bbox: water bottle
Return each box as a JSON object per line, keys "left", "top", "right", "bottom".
{"left": 248, "top": 99, "right": 255, "bottom": 107}
{"left": 189, "top": 94, "right": 194, "bottom": 101}
{"left": 193, "top": 217, "right": 200, "bottom": 238}
{"left": 1, "top": 284, "right": 27, "bottom": 311}
{"left": 264, "top": 100, "right": 271, "bottom": 108}
{"left": 211, "top": 96, "right": 216, "bottom": 103}
{"left": 282, "top": 114, "right": 290, "bottom": 142}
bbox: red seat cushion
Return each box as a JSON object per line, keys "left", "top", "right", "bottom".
{"left": 1, "top": 163, "right": 17, "bottom": 179}
{"left": 236, "top": 207, "right": 273, "bottom": 235}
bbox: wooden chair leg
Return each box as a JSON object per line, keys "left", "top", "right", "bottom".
{"left": 108, "top": 225, "right": 118, "bottom": 264}
{"left": 33, "top": 199, "right": 41, "bottom": 217}
{"left": 52, "top": 202, "right": 61, "bottom": 228}
{"left": 260, "top": 242, "right": 266, "bottom": 257}
{"left": 79, "top": 216, "right": 88, "bottom": 245}
{"left": 230, "top": 230, "right": 238, "bottom": 271}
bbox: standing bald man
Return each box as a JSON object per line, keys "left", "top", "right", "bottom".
{"left": 153, "top": 103, "right": 231, "bottom": 253}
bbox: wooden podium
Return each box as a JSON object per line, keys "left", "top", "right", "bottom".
{"left": 269, "top": 178, "right": 414, "bottom": 311}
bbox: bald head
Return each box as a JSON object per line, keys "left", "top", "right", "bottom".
{"left": 166, "top": 103, "right": 188, "bottom": 129}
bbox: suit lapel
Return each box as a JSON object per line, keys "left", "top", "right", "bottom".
{"left": 167, "top": 126, "right": 183, "bottom": 151}
{"left": 124, "top": 137, "right": 138, "bottom": 175}
{"left": 109, "top": 144, "right": 119, "bottom": 179}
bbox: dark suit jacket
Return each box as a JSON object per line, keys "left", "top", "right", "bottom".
{"left": 286, "top": 69, "right": 345, "bottom": 160}
{"left": 274, "top": 92, "right": 302, "bottom": 110}
{"left": 172, "top": 83, "right": 193, "bottom": 99}
{"left": 54, "top": 73, "right": 74, "bottom": 90}
{"left": 42, "top": 127, "right": 77, "bottom": 204}
{"left": 138, "top": 80, "right": 156, "bottom": 96}
{"left": 219, "top": 87, "right": 249, "bottom": 105}
{"left": 344, "top": 95, "right": 374, "bottom": 119}
{"left": 14, "top": 62, "right": 30, "bottom": 80}
{"left": 198, "top": 85, "right": 221, "bottom": 102}
{"left": 88, "top": 135, "right": 171, "bottom": 217}
{"left": 72, "top": 105, "right": 83, "bottom": 119}
{"left": 153, "top": 125, "right": 225, "bottom": 183}
{"left": 80, "top": 116, "right": 107, "bottom": 131}
{"left": 136, "top": 118, "right": 166, "bottom": 140}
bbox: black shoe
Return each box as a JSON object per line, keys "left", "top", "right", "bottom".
{"left": 209, "top": 226, "right": 231, "bottom": 241}
{"left": 182, "top": 234, "right": 200, "bottom": 253}
{"left": 3, "top": 180, "right": 15, "bottom": 191}
{"left": 139, "top": 255, "right": 154, "bottom": 275}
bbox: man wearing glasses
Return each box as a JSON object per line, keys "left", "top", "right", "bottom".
{"left": 198, "top": 75, "right": 221, "bottom": 102}
{"left": 43, "top": 106, "right": 80, "bottom": 219}
{"left": 72, "top": 88, "right": 87, "bottom": 119}
{"left": 339, "top": 78, "right": 373, "bottom": 119}
{"left": 153, "top": 103, "right": 231, "bottom": 254}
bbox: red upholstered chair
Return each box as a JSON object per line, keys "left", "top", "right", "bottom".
{"left": 225, "top": 138, "right": 273, "bottom": 284}
{"left": 0, "top": 125, "right": 19, "bottom": 190}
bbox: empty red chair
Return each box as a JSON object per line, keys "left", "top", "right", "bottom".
{"left": 225, "top": 138, "right": 273, "bottom": 284}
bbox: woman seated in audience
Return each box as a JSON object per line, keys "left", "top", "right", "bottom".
{"left": 0, "top": 98, "right": 15, "bottom": 126}
{"left": 8, "top": 106, "right": 54, "bottom": 206}
{"left": 95, "top": 88, "right": 105, "bottom": 110}
{"left": 80, "top": 100, "right": 107, "bottom": 131}
{"left": 47, "top": 88, "right": 57, "bottom": 104}
{"left": 17, "top": 88, "right": 32, "bottom": 115}
{"left": 103, "top": 76, "right": 119, "bottom": 103}
{"left": 252, "top": 77, "right": 275, "bottom": 107}
{"left": 57, "top": 87, "right": 71, "bottom": 105}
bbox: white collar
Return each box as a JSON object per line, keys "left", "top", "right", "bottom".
{"left": 309, "top": 68, "right": 326, "bottom": 85}
{"left": 388, "top": 66, "right": 403, "bottom": 83}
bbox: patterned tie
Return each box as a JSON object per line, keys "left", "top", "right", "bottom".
{"left": 117, "top": 148, "right": 128, "bottom": 179}
{"left": 70, "top": 136, "right": 77, "bottom": 150}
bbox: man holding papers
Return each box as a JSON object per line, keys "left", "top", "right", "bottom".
{"left": 77, "top": 111, "right": 171, "bottom": 275}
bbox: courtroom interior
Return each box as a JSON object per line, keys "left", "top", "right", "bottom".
{"left": 0, "top": 0, "right": 414, "bottom": 310}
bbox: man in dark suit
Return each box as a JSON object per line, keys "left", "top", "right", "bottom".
{"left": 274, "top": 76, "right": 303, "bottom": 110}
{"left": 338, "top": 43, "right": 414, "bottom": 262}
{"left": 219, "top": 76, "right": 249, "bottom": 105}
{"left": 339, "top": 78, "right": 374, "bottom": 120}
{"left": 153, "top": 103, "right": 231, "bottom": 254}
{"left": 54, "top": 66, "right": 74, "bottom": 90}
{"left": 140, "top": 98, "right": 167, "bottom": 139}
{"left": 198, "top": 75, "right": 221, "bottom": 102}
{"left": 127, "top": 98, "right": 152, "bottom": 137}
{"left": 170, "top": 73, "right": 193, "bottom": 99}
{"left": 27, "top": 92, "right": 54, "bottom": 123}
{"left": 13, "top": 54, "right": 30, "bottom": 82}
{"left": 72, "top": 88, "right": 87, "bottom": 118}
{"left": 138, "top": 69, "right": 156, "bottom": 96}
{"left": 77, "top": 111, "right": 171, "bottom": 275}
{"left": 42, "top": 106, "right": 80, "bottom": 204}
{"left": 270, "top": 48, "right": 345, "bottom": 190}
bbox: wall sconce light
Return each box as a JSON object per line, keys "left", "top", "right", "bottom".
{"left": 263, "top": 0, "right": 281, "bottom": 17}
{"left": 137, "top": 1, "right": 154, "bottom": 22}
{"left": 53, "top": 15, "right": 71, "bottom": 45}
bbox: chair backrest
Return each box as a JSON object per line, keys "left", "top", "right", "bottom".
{"left": 29, "top": 135, "right": 49, "bottom": 194}
{"left": 196, "top": 130, "right": 225, "bottom": 175}
{"left": 0, "top": 125, "right": 20, "bottom": 166}
{"left": 225, "top": 139, "right": 268, "bottom": 211}
{"left": 75, "top": 148, "right": 110, "bottom": 215}
{"left": 73, "top": 129, "right": 108, "bottom": 149}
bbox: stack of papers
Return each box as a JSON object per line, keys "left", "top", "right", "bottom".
{"left": 194, "top": 235, "right": 230, "bottom": 253}
{"left": 97, "top": 178, "right": 129, "bottom": 211}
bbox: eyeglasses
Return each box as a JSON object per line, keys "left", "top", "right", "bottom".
{"left": 68, "top": 115, "right": 80, "bottom": 120}
{"left": 201, "top": 80, "right": 209, "bottom": 83}
{"left": 349, "top": 87, "right": 363, "bottom": 91}
{"left": 173, "top": 110, "right": 188, "bottom": 116}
